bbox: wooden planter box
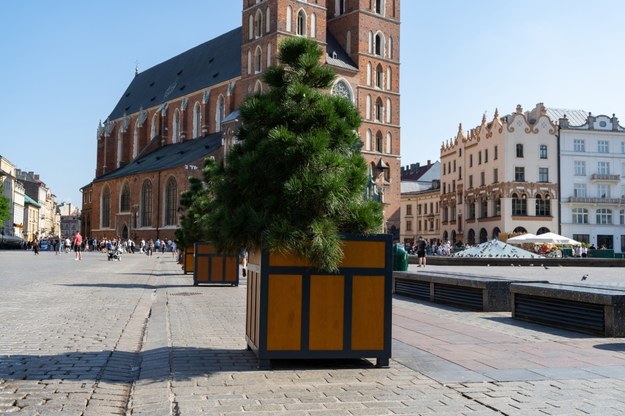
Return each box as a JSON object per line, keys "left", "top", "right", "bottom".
{"left": 245, "top": 234, "right": 392, "bottom": 369}
{"left": 193, "top": 242, "right": 239, "bottom": 286}
{"left": 183, "top": 245, "right": 195, "bottom": 275}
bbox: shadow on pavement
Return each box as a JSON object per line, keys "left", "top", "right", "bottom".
{"left": 593, "top": 343, "right": 625, "bottom": 352}
{"left": 58, "top": 283, "right": 194, "bottom": 290}
{"left": 484, "top": 316, "right": 592, "bottom": 338}
{"left": 0, "top": 347, "right": 381, "bottom": 383}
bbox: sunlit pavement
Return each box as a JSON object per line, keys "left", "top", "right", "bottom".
{"left": 1, "top": 250, "right": 624, "bottom": 415}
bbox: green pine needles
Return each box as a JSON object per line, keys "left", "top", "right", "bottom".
{"left": 177, "top": 37, "right": 383, "bottom": 272}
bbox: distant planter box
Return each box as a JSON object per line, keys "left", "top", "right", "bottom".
{"left": 193, "top": 242, "right": 239, "bottom": 286}
{"left": 245, "top": 234, "right": 392, "bottom": 369}
{"left": 183, "top": 245, "right": 195, "bottom": 275}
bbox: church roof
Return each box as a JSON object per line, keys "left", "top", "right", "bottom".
{"left": 94, "top": 133, "right": 222, "bottom": 182}
{"left": 108, "top": 27, "right": 358, "bottom": 121}
{"left": 326, "top": 32, "right": 358, "bottom": 71}
{"left": 108, "top": 27, "right": 242, "bottom": 121}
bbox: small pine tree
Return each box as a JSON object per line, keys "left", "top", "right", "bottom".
{"left": 178, "top": 37, "right": 383, "bottom": 271}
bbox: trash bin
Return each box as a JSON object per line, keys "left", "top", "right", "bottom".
{"left": 392, "top": 243, "right": 408, "bottom": 271}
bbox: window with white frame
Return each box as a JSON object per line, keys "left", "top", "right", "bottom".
{"left": 535, "top": 194, "right": 550, "bottom": 216}
{"left": 296, "top": 10, "right": 306, "bottom": 36}
{"left": 574, "top": 160, "right": 585, "bottom": 176}
{"left": 539, "top": 144, "right": 548, "bottom": 159}
{"left": 596, "top": 208, "right": 612, "bottom": 224}
{"left": 515, "top": 166, "right": 525, "bottom": 181}
{"left": 598, "top": 140, "right": 609, "bottom": 153}
{"left": 539, "top": 167, "right": 549, "bottom": 182}
{"left": 375, "top": 64, "right": 383, "bottom": 88}
{"left": 516, "top": 143, "right": 524, "bottom": 158}
{"left": 598, "top": 161, "right": 610, "bottom": 174}
{"left": 621, "top": 209, "right": 625, "bottom": 225}
{"left": 512, "top": 193, "right": 527, "bottom": 216}
{"left": 574, "top": 139, "right": 585, "bottom": 152}
{"left": 572, "top": 208, "right": 588, "bottom": 224}
{"left": 574, "top": 183, "right": 587, "bottom": 197}
{"left": 374, "top": 33, "right": 384, "bottom": 56}
{"left": 598, "top": 184, "right": 610, "bottom": 198}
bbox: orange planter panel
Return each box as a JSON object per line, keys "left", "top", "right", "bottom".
{"left": 351, "top": 275, "right": 385, "bottom": 350}
{"left": 340, "top": 241, "right": 386, "bottom": 268}
{"left": 266, "top": 274, "right": 302, "bottom": 351}
{"left": 309, "top": 275, "right": 345, "bottom": 350}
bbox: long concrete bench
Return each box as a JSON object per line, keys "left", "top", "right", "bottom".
{"left": 510, "top": 282, "right": 625, "bottom": 336}
{"left": 393, "top": 271, "right": 544, "bottom": 312}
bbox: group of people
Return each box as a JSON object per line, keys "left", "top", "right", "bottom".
{"left": 27, "top": 233, "right": 178, "bottom": 260}
{"left": 29, "top": 231, "right": 83, "bottom": 260}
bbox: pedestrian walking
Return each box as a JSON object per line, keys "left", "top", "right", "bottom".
{"left": 73, "top": 231, "right": 83, "bottom": 261}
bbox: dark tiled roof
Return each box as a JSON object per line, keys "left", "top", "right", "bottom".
{"left": 108, "top": 27, "right": 242, "bottom": 121}
{"left": 326, "top": 32, "right": 357, "bottom": 71}
{"left": 94, "top": 133, "right": 222, "bottom": 182}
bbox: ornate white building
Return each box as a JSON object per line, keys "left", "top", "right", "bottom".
{"left": 439, "top": 103, "right": 564, "bottom": 245}
{"left": 559, "top": 112, "right": 625, "bottom": 252}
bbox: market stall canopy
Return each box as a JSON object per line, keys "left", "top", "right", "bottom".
{"left": 531, "top": 232, "right": 581, "bottom": 246}
{"left": 506, "top": 233, "right": 537, "bottom": 244}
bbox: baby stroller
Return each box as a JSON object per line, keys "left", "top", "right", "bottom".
{"left": 108, "top": 246, "right": 123, "bottom": 261}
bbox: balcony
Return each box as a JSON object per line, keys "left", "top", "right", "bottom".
{"left": 568, "top": 196, "right": 625, "bottom": 204}
{"left": 590, "top": 173, "right": 620, "bottom": 182}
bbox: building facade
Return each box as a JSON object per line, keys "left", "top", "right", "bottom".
{"left": 86, "top": 0, "right": 401, "bottom": 242}
{"left": 559, "top": 113, "right": 625, "bottom": 252}
{"left": 439, "top": 103, "right": 562, "bottom": 246}
{"left": 400, "top": 161, "right": 440, "bottom": 244}
{"left": 0, "top": 156, "right": 25, "bottom": 238}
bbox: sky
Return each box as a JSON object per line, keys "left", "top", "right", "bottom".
{"left": 2, "top": 0, "right": 625, "bottom": 207}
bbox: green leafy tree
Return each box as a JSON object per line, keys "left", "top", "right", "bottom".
{"left": 0, "top": 183, "right": 10, "bottom": 223}
{"left": 178, "top": 37, "right": 383, "bottom": 271}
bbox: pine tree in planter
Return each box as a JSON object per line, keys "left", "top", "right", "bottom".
{"left": 184, "top": 37, "right": 383, "bottom": 271}
{"left": 179, "top": 37, "right": 391, "bottom": 367}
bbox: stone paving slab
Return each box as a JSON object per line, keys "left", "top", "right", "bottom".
{"left": 1, "top": 250, "right": 625, "bottom": 415}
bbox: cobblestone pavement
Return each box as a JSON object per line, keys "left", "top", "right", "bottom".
{"left": 1, "top": 250, "right": 624, "bottom": 415}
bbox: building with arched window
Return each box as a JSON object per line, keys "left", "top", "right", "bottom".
{"left": 439, "top": 103, "right": 566, "bottom": 246}
{"left": 82, "top": 1, "right": 401, "bottom": 242}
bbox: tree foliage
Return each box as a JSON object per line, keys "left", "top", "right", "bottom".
{"left": 0, "top": 183, "right": 10, "bottom": 222}
{"left": 177, "top": 37, "right": 383, "bottom": 271}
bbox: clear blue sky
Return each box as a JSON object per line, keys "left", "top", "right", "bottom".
{"left": 2, "top": 1, "right": 625, "bottom": 206}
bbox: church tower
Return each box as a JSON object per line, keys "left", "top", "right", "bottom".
{"left": 239, "top": 0, "right": 401, "bottom": 234}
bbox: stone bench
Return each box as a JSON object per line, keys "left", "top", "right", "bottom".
{"left": 510, "top": 283, "right": 625, "bottom": 336}
{"left": 393, "top": 271, "right": 543, "bottom": 312}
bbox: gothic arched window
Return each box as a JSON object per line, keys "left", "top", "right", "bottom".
{"left": 120, "top": 182, "right": 130, "bottom": 213}
{"left": 101, "top": 186, "right": 111, "bottom": 228}
{"left": 164, "top": 177, "right": 178, "bottom": 226}
{"left": 141, "top": 180, "right": 152, "bottom": 227}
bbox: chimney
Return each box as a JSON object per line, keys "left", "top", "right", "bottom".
{"left": 427, "top": 160, "right": 431, "bottom": 166}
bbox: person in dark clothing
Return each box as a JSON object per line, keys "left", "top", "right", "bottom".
{"left": 416, "top": 236, "right": 427, "bottom": 267}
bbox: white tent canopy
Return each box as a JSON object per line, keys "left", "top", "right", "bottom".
{"left": 507, "top": 232, "right": 581, "bottom": 246}
{"left": 531, "top": 232, "right": 581, "bottom": 246}
{"left": 506, "top": 233, "right": 537, "bottom": 244}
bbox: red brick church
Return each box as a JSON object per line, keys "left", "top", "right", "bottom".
{"left": 82, "top": 0, "right": 401, "bottom": 243}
